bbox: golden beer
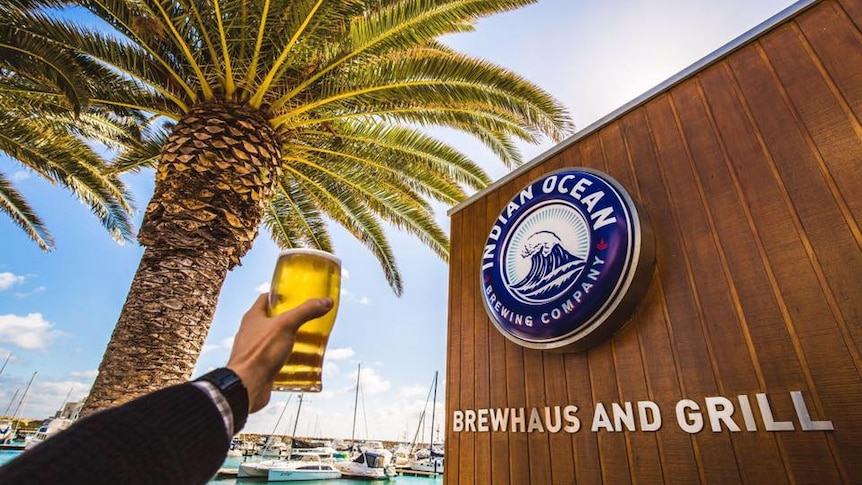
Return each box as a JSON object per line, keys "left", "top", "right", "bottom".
{"left": 267, "top": 249, "right": 341, "bottom": 392}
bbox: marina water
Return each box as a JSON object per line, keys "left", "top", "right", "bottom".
{"left": 0, "top": 451, "right": 442, "bottom": 483}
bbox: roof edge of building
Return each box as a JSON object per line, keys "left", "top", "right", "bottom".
{"left": 448, "top": 0, "right": 820, "bottom": 216}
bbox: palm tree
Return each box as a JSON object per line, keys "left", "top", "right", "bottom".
{"left": 0, "top": 0, "right": 136, "bottom": 249}
{"left": 9, "top": 0, "right": 574, "bottom": 413}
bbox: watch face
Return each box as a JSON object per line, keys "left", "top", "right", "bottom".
{"left": 214, "top": 369, "right": 242, "bottom": 388}
{"left": 216, "top": 369, "right": 246, "bottom": 393}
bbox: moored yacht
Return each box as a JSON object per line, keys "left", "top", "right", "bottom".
{"left": 239, "top": 446, "right": 339, "bottom": 479}
{"left": 334, "top": 448, "right": 396, "bottom": 480}
{"left": 237, "top": 458, "right": 283, "bottom": 478}
{"left": 267, "top": 448, "right": 342, "bottom": 482}
{"left": 24, "top": 401, "right": 81, "bottom": 450}
{"left": 24, "top": 416, "right": 74, "bottom": 450}
{"left": 408, "top": 454, "right": 444, "bottom": 475}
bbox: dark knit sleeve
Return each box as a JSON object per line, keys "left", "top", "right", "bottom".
{"left": 0, "top": 383, "right": 234, "bottom": 485}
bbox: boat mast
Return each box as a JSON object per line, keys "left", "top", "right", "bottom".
{"left": 428, "top": 371, "right": 438, "bottom": 455}
{"left": 10, "top": 372, "right": 36, "bottom": 438}
{"left": 289, "top": 393, "right": 305, "bottom": 452}
{"left": 2, "top": 389, "right": 19, "bottom": 417}
{"left": 350, "top": 363, "right": 361, "bottom": 449}
{"left": 0, "top": 353, "right": 12, "bottom": 378}
{"left": 261, "top": 394, "right": 292, "bottom": 456}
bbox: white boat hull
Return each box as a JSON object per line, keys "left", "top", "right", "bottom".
{"left": 237, "top": 460, "right": 281, "bottom": 478}
{"left": 409, "top": 457, "right": 444, "bottom": 474}
{"left": 268, "top": 466, "right": 341, "bottom": 482}
{"left": 335, "top": 466, "right": 389, "bottom": 479}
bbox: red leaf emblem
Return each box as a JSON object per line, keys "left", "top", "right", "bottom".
{"left": 596, "top": 238, "right": 608, "bottom": 251}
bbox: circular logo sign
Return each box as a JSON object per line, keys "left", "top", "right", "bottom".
{"left": 480, "top": 168, "right": 654, "bottom": 352}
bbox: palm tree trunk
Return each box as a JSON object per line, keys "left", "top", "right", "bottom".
{"left": 83, "top": 245, "right": 231, "bottom": 411}
{"left": 83, "top": 102, "right": 281, "bottom": 414}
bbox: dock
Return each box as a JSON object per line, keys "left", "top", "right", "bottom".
{"left": 398, "top": 468, "right": 442, "bottom": 478}
{"left": 216, "top": 467, "right": 238, "bottom": 478}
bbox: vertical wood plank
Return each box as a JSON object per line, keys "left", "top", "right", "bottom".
{"left": 485, "top": 188, "right": 511, "bottom": 485}
{"left": 458, "top": 203, "right": 478, "bottom": 484}
{"left": 836, "top": 0, "right": 862, "bottom": 35}
{"left": 543, "top": 352, "right": 575, "bottom": 484}
{"left": 565, "top": 350, "right": 602, "bottom": 484}
{"left": 473, "top": 194, "right": 492, "bottom": 482}
{"left": 446, "top": 211, "right": 464, "bottom": 485}
{"left": 503, "top": 174, "right": 532, "bottom": 485}
{"left": 524, "top": 348, "right": 552, "bottom": 484}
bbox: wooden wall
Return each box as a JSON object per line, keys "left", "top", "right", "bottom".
{"left": 445, "top": 0, "right": 862, "bottom": 483}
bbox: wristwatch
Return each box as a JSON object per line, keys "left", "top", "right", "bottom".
{"left": 195, "top": 367, "right": 249, "bottom": 433}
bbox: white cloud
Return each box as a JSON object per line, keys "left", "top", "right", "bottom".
{"left": 326, "top": 347, "right": 355, "bottom": 360}
{"left": 0, "top": 313, "right": 63, "bottom": 350}
{"left": 0, "top": 378, "right": 92, "bottom": 420}
{"left": 357, "top": 367, "right": 390, "bottom": 395}
{"left": 70, "top": 370, "right": 98, "bottom": 379}
{"left": 339, "top": 288, "right": 372, "bottom": 306}
{"left": 399, "top": 385, "right": 427, "bottom": 398}
{"left": 323, "top": 361, "right": 340, "bottom": 377}
{"left": 341, "top": 267, "right": 350, "bottom": 280}
{"left": 14, "top": 286, "right": 46, "bottom": 299}
{"left": 255, "top": 282, "right": 271, "bottom": 293}
{"left": 0, "top": 272, "right": 25, "bottom": 291}
{"left": 200, "top": 344, "right": 218, "bottom": 354}
{"left": 201, "top": 336, "right": 234, "bottom": 354}
{"left": 11, "top": 171, "right": 29, "bottom": 182}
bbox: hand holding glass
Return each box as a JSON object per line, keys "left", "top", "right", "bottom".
{"left": 267, "top": 249, "right": 341, "bottom": 392}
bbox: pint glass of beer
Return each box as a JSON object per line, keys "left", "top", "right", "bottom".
{"left": 267, "top": 249, "right": 341, "bottom": 392}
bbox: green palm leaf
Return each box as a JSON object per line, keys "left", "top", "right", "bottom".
{"left": 0, "top": 171, "right": 53, "bottom": 250}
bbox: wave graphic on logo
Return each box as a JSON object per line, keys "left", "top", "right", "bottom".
{"left": 508, "top": 231, "right": 586, "bottom": 302}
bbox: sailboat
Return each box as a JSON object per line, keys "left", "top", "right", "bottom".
{"left": 238, "top": 394, "right": 298, "bottom": 478}
{"left": 334, "top": 363, "right": 397, "bottom": 480}
{"left": 239, "top": 394, "right": 343, "bottom": 481}
{"left": 408, "top": 371, "right": 444, "bottom": 475}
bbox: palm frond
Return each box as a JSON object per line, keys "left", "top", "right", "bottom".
{"left": 263, "top": 179, "right": 333, "bottom": 252}
{"left": 0, "top": 22, "right": 89, "bottom": 112}
{"left": 0, "top": 171, "right": 54, "bottom": 250}
{"left": 282, "top": 164, "right": 403, "bottom": 295}
{"left": 110, "top": 126, "right": 169, "bottom": 174}
{"left": 288, "top": 156, "right": 449, "bottom": 262}
{"left": 0, "top": 105, "right": 136, "bottom": 242}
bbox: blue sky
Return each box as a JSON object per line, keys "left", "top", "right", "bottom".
{"left": 0, "top": 0, "right": 796, "bottom": 441}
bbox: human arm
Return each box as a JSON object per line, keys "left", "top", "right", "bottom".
{"left": 0, "top": 294, "right": 333, "bottom": 485}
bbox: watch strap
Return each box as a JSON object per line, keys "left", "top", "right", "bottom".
{"left": 195, "top": 367, "right": 249, "bottom": 434}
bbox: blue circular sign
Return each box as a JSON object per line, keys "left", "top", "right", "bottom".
{"left": 480, "top": 168, "right": 654, "bottom": 351}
